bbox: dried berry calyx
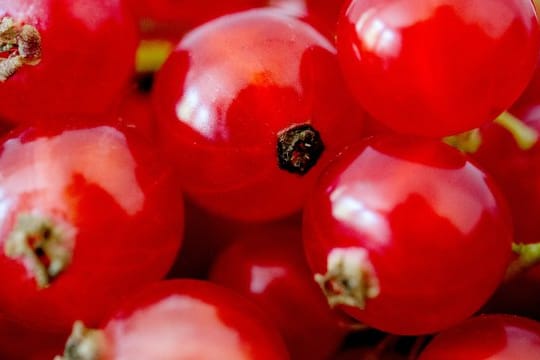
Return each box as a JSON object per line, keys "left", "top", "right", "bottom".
{"left": 277, "top": 123, "right": 324, "bottom": 175}
{"left": 4, "top": 212, "right": 76, "bottom": 289}
{"left": 54, "top": 321, "right": 107, "bottom": 360}
{"left": 315, "top": 247, "right": 380, "bottom": 309}
{"left": 0, "top": 16, "right": 42, "bottom": 81}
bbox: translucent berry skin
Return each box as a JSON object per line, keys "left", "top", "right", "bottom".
{"left": 153, "top": 9, "right": 365, "bottom": 221}
{"left": 472, "top": 104, "right": 540, "bottom": 245}
{"left": 337, "top": 0, "right": 540, "bottom": 137}
{"left": 0, "top": 0, "right": 138, "bottom": 125}
{"left": 128, "top": 0, "right": 265, "bottom": 24}
{"left": 0, "top": 123, "right": 184, "bottom": 333}
{"left": 210, "top": 219, "right": 347, "bottom": 360}
{"left": 418, "top": 315, "right": 540, "bottom": 359}
{"left": 91, "top": 280, "right": 290, "bottom": 360}
{"left": 269, "top": 0, "right": 345, "bottom": 40}
{"left": 303, "top": 136, "right": 512, "bottom": 335}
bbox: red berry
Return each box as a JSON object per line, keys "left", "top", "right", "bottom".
{"left": 210, "top": 218, "right": 348, "bottom": 360}
{"left": 471, "top": 105, "right": 540, "bottom": 245}
{"left": 418, "top": 314, "right": 540, "bottom": 359}
{"left": 0, "top": 0, "right": 138, "bottom": 125}
{"left": 303, "top": 136, "right": 512, "bottom": 335}
{"left": 153, "top": 9, "right": 365, "bottom": 221}
{"left": 55, "top": 279, "right": 290, "bottom": 360}
{"left": 337, "top": 0, "right": 540, "bottom": 137}
{"left": 0, "top": 123, "right": 184, "bottom": 332}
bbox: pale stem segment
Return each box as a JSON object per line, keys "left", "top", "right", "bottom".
{"left": 506, "top": 242, "right": 540, "bottom": 280}
{"left": 495, "top": 111, "right": 538, "bottom": 150}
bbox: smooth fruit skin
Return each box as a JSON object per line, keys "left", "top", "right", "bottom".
{"left": 418, "top": 314, "right": 540, "bottom": 359}
{"left": 82, "top": 279, "right": 290, "bottom": 360}
{"left": 0, "top": 123, "right": 184, "bottom": 333}
{"left": 153, "top": 9, "right": 365, "bottom": 221}
{"left": 210, "top": 218, "right": 348, "bottom": 360}
{"left": 0, "top": 312, "right": 65, "bottom": 360}
{"left": 269, "top": 0, "right": 346, "bottom": 40}
{"left": 337, "top": 0, "right": 540, "bottom": 137}
{"left": 303, "top": 136, "right": 513, "bottom": 335}
{"left": 472, "top": 104, "right": 540, "bottom": 245}
{"left": 0, "top": 0, "right": 138, "bottom": 125}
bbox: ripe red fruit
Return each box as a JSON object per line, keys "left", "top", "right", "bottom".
{"left": 471, "top": 105, "right": 540, "bottom": 245}
{"left": 418, "top": 314, "right": 540, "bottom": 359}
{"left": 303, "top": 136, "right": 513, "bottom": 335}
{"left": 153, "top": 9, "right": 365, "bottom": 221}
{"left": 210, "top": 218, "right": 348, "bottom": 360}
{"left": 337, "top": 0, "right": 540, "bottom": 137}
{"left": 269, "top": 0, "right": 345, "bottom": 40}
{"left": 0, "top": 0, "right": 138, "bottom": 125}
{"left": 0, "top": 123, "right": 184, "bottom": 333}
{"left": 128, "top": 0, "right": 265, "bottom": 25}
{"left": 0, "top": 313, "right": 65, "bottom": 360}
{"left": 55, "top": 279, "right": 290, "bottom": 360}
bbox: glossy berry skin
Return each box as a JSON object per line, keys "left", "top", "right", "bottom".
{"left": 59, "top": 280, "right": 290, "bottom": 360}
{"left": 472, "top": 104, "right": 540, "bottom": 245}
{"left": 303, "top": 136, "right": 513, "bottom": 335}
{"left": 0, "top": 0, "right": 138, "bottom": 125}
{"left": 153, "top": 9, "right": 365, "bottom": 221}
{"left": 418, "top": 315, "right": 540, "bottom": 359}
{"left": 128, "top": 0, "right": 265, "bottom": 25}
{"left": 337, "top": 0, "right": 540, "bottom": 137}
{"left": 210, "top": 218, "right": 347, "bottom": 360}
{"left": 269, "top": 0, "right": 346, "bottom": 40}
{"left": 0, "top": 123, "right": 184, "bottom": 333}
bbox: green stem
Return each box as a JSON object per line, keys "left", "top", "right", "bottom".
{"left": 495, "top": 111, "right": 538, "bottom": 150}
{"left": 505, "top": 242, "right": 540, "bottom": 280}
{"left": 443, "top": 128, "right": 482, "bottom": 153}
{"left": 135, "top": 39, "right": 173, "bottom": 74}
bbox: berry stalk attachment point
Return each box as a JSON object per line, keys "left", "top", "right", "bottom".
{"left": 0, "top": 17, "right": 42, "bottom": 81}
{"left": 54, "top": 321, "right": 107, "bottom": 360}
{"left": 315, "top": 247, "right": 380, "bottom": 308}
{"left": 4, "top": 212, "right": 76, "bottom": 288}
{"left": 506, "top": 242, "right": 540, "bottom": 280}
{"left": 277, "top": 123, "right": 324, "bottom": 175}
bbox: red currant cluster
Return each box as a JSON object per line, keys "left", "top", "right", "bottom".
{"left": 1, "top": 0, "right": 540, "bottom": 359}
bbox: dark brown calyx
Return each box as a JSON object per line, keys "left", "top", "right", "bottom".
{"left": 4, "top": 212, "right": 76, "bottom": 289}
{"left": 0, "top": 17, "right": 41, "bottom": 81}
{"left": 277, "top": 123, "right": 324, "bottom": 175}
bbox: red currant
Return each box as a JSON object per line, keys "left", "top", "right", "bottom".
{"left": 0, "top": 122, "right": 184, "bottom": 332}
{"left": 337, "top": 0, "right": 540, "bottom": 137}
{"left": 0, "top": 0, "right": 138, "bottom": 125}
{"left": 471, "top": 105, "right": 540, "bottom": 245}
{"left": 210, "top": 217, "right": 348, "bottom": 359}
{"left": 418, "top": 314, "right": 540, "bottom": 359}
{"left": 303, "top": 135, "right": 513, "bottom": 335}
{"left": 55, "top": 279, "right": 290, "bottom": 360}
{"left": 153, "top": 9, "right": 365, "bottom": 221}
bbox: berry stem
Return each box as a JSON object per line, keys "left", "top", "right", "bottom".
{"left": 495, "top": 111, "right": 538, "bottom": 150}
{"left": 443, "top": 128, "right": 482, "bottom": 153}
{"left": 505, "top": 242, "right": 540, "bottom": 280}
{"left": 136, "top": 39, "right": 173, "bottom": 73}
